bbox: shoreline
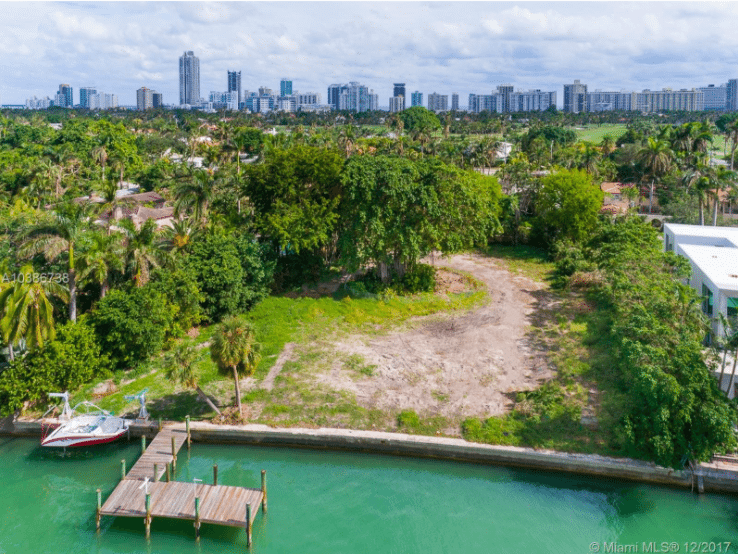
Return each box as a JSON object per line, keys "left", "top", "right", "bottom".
{"left": 6, "top": 417, "right": 738, "bottom": 494}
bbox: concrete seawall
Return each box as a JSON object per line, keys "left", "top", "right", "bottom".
{"left": 9, "top": 418, "right": 738, "bottom": 494}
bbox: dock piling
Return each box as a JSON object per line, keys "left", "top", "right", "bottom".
{"left": 186, "top": 415, "right": 191, "bottom": 449}
{"left": 246, "top": 503, "right": 252, "bottom": 547}
{"left": 154, "top": 463, "right": 159, "bottom": 482}
{"left": 166, "top": 461, "right": 171, "bottom": 482}
{"left": 141, "top": 435, "right": 146, "bottom": 454}
{"left": 213, "top": 464, "right": 218, "bottom": 486}
{"left": 261, "top": 470, "right": 267, "bottom": 513}
{"left": 158, "top": 418, "right": 162, "bottom": 432}
{"left": 96, "top": 488, "right": 102, "bottom": 530}
{"left": 194, "top": 496, "right": 201, "bottom": 539}
{"left": 144, "top": 493, "right": 152, "bottom": 538}
{"left": 171, "top": 435, "right": 177, "bottom": 470}
{"left": 121, "top": 459, "right": 126, "bottom": 480}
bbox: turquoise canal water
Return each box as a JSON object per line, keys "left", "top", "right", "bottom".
{"left": 1, "top": 438, "right": 738, "bottom": 554}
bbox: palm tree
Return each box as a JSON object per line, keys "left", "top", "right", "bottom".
{"left": 20, "top": 201, "right": 91, "bottom": 322}
{"left": 173, "top": 168, "right": 216, "bottom": 224}
{"left": 91, "top": 145, "right": 108, "bottom": 181}
{"left": 210, "top": 317, "right": 261, "bottom": 418}
{"left": 119, "top": 219, "right": 161, "bottom": 287}
{"left": 165, "top": 343, "right": 222, "bottom": 415}
{"left": 637, "top": 137, "right": 674, "bottom": 214}
{"left": 159, "top": 217, "right": 198, "bottom": 256}
{"left": 77, "top": 231, "right": 124, "bottom": 300}
{"left": 0, "top": 264, "right": 69, "bottom": 355}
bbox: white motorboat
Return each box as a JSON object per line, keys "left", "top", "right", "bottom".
{"left": 41, "top": 392, "right": 131, "bottom": 448}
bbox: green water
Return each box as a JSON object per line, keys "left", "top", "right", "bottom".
{"left": 1, "top": 438, "right": 738, "bottom": 554}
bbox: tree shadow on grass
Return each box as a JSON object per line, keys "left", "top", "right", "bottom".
{"left": 127, "top": 391, "right": 219, "bottom": 421}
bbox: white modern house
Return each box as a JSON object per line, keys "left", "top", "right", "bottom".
{"left": 663, "top": 223, "right": 738, "bottom": 341}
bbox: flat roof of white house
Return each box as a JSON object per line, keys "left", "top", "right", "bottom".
{"left": 665, "top": 223, "right": 738, "bottom": 248}
{"left": 680, "top": 243, "right": 738, "bottom": 293}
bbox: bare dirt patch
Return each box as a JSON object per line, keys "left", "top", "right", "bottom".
{"left": 317, "top": 253, "right": 553, "bottom": 423}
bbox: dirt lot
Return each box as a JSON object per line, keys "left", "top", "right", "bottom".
{"left": 304, "top": 252, "right": 553, "bottom": 421}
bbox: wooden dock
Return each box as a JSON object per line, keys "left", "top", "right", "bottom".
{"left": 97, "top": 424, "right": 266, "bottom": 547}
{"left": 126, "top": 426, "right": 187, "bottom": 481}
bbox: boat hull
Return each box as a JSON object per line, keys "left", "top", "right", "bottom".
{"left": 41, "top": 429, "right": 128, "bottom": 448}
{"left": 41, "top": 414, "right": 130, "bottom": 448}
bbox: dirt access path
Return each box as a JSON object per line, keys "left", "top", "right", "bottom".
{"left": 320, "top": 253, "right": 552, "bottom": 421}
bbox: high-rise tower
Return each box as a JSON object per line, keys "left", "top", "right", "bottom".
{"left": 564, "top": 80, "right": 588, "bottom": 113}
{"left": 228, "top": 71, "right": 242, "bottom": 106}
{"left": 280, "top": 78, "right": 293, "bottom": 97}
{"left": 179, "top": 51, "right": 200, "bottom": 105}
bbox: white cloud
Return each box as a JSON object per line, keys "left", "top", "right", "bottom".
{"left": 2, "top": 2, "right": 738, "bottom": 107}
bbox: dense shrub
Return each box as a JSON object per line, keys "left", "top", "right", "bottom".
{"left": 149, "top": 265, "right": 203, "bottom": 333}
{"left": 90, "top": 286, "right": 176, "bottom": 370}
{"left": 400, "top": 263, "right": 436, "bottom": 293}
{"left": 0, "top": 318, "right": 111, "bottom": 415}
{"left": 270, "top": 250, "right": 325, "bottom": 293}
{"left": 185, "top": 232, "right": 274, "bottom": 322}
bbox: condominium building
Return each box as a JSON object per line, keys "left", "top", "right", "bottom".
{"left": 411, "top": 91, "right": 423, "bottom": 107}
{"left": 509, "top": 90, "right": 556, "bottom": 112}
{"left": 209, "top": 91, "right": 238, "bottom": 110}
{"left": 227, "top": 71, "right": 242, "bottom": 106}
{"left": 728, "top": 79, "right": 738, "bottom": 111}
{"left": 564, "top": 80, "right": 587, "bottom": 113}
{"left": 334, "top": 82, "right": 377, "bottom": 112}
{"left": 392, "top": 83, "right": 406, "bottom": 111}
{"left": 179, "top": 51, "right": 200, "bottom": 105}
{"left": 280, "top": 78, "right": 293, "bottom": 97}
{"left": 427, "top": 92, "right": 448, "bottom": 113}
{"left": 79, "top": 87, "right": 96, "bottom": 109}
{"left": 497, "top": 84, "right": 513, "bottom": 113}
{"left": 636, "top": 88, "right": 704, "bottom": 112}
{"left": 699, "top": 84, "right": 727, "bottom": 111}
{"left": 137, "top": 87, "right": 159, "bottom": 110}
{"left": 55, "top": 84, "right": 73, "bottom": 108}
{"left": 587, "top": 90, "right": 636, "bottom": 112}
{"left": 468, "top": 87, "right": 555, "bottom": 113}
{"left": 25, "top": 96, "right": 53, "bottom": 109}
{"left": 451, "top": 93, "right": 459, "bottom": 111}
{"left": 389, "top": 96, "right": 405, "bottom": 113}
{"left": 468, "top": 93, "right": 502, "bottom": 113}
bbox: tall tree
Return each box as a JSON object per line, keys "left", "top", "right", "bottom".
{"left": 77, "top": 230, "right": 124, "bottom": 300}
{"left": 209, "top": 317, "right": 261, "bottom": 418}
{"left": 20, "top": 201, "right": 91, "bottom": 322}
{"left": 119, "top": 218, "right": 161, "bottom": 287}
{"left": 0, "top": 264, "right": 69, "bottom": 354}
{"left": 173, "top": 168, "right": 216, "bottom": 225}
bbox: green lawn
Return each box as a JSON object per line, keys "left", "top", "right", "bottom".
{"left": 571, "top": 124, "right": 628, "bottom": 144}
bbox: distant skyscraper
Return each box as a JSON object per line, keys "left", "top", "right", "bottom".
{"left": 727, "top": 79, "right": 738, "bottom": 111}
{"left": 497, "top": 84, "right": 514, "bottom": 112}
{"left": 79, "top": 87, "right": 96, "bottom": 109}
{"left": 56, "top": 84, "right": 73, "bottom": 108}
{"left": 179, "top": 51, "right": 200, "bottom": 105}
{"left": 227, "top": 71, "right": 242, "bottom": 106}
{"left": 280, "top": 78, "right": 293, "bottom": 97}
{"left": 137, "top": 87, "right": 156, "bottom": 110}
{"left": 328, "top": 84, "right": 347, "bottom": 110}
{"left": 451, "top": 93, "right": 459, "bottom": 111}
{"left": 427, "top": 93, "right": 448, "bottom": 113}
{"left": 564, "top": 80, "right": 588, "bottom": 113}
{"left": 411, "top": 91, "right": 423, "bottom": 107}
{"left": 699, "top": 84, "right": 727, "bottom": 111}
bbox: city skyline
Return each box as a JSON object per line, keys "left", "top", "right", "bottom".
{"left": 2, "top": 2, "right": 738, "bottom": 107}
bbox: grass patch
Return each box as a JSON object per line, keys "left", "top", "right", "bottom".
{"left": 396, "top": 409, "right": 450, "bottom": 436}
{"left": 571, "top": 124, "right": 628, "bottom": 143}
{"left": 485, "top": 244, "right": 555, "bottom": 282}
{"left": 343, "top": 353, "right": 377, "bottom": 377}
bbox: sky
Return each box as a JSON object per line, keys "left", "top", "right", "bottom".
{"left": 2, "top": 1, "right": 738, "bottom": 108}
